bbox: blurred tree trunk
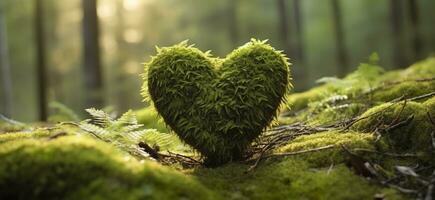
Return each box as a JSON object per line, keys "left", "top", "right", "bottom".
{"left": 35, "top": 0, "right": 48, "bottom": 121}
{"left": 390, "top": 0, "right": 407, "bottom": 69}
{"left": 407, "top": 0, "right": 422, "bottom": 61}
{"left": 0, "top": 7, "right": 13, "bottom": 117}
{"left": 46, "top": 0, "right": 65, "bottom": 103}
{"left": 277, "top": 0, "right": 291, "bottom": 56}
{"left": 291, "top": 0, "right": 308, "bottom": 90}
{"left": 292, "top": 0, "right": 304, "bottom": 65}
{"left": 228, "top": 0, "right": 238, "bottom": 47}
{"left": 115, "top": 0, "right": 128, "bottom": 111}
{"left": 82, "top": 0, "right": 103, "bottom": 108}
{"left": 331, "top": 0, "right": 348, "bottom": 77}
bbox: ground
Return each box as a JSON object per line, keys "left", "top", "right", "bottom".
{"left": 0, "top": 57, "right": 434, "bottom": 199}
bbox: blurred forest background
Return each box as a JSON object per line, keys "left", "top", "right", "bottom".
{"left": 0, "top": 0, "right": 434, "bottom": 122}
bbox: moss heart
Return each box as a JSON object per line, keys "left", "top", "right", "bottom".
{"left": 142, "top": 39, "right": 291, "bottom": 166}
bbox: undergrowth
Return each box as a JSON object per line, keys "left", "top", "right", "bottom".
{"left": 0, "top": 55, "right": 434, "bottom": 199}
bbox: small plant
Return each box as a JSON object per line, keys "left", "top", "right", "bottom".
{"left": 79, "top": 108, "right": 174, "bottom": 157}
{"left": 142, "top": 39, "right": 291, "bottom": 166}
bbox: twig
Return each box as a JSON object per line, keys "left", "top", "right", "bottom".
{"left": 408, "top": 91, "right": 435, "bottom": 102}
{"left": 138, "top": 141, "right": 160, "bottom": 159}
{"left": 383, "top": 165, "right": 435, "bottom": 185}
{"left": 0, "top": 113, "right": 25, "bottom": 126}
{"left": 388, "top": 184, "right": 418, "bottom": 194}
{"left": 264, "top": 145, "right": 335, "bottom": 158}
{"left": 47, "top": 131, "right": 67, "bottom": 140}
{"left": 388, "top": 100, "right": 407, "bottom": 126}
{"left": 165, "top": 151, "right": 202, "bottom": 165}
{"left": 247, "top": 133, "right": 290, "bottom": 172}
{"left": 384, "top": 115, "right": 414, "bottom": 133}
{"left": 247, "top": 145, "right": 335, "bottom": 172}
{"left": 425, "top": 170, "right": 435, "bottom": 200}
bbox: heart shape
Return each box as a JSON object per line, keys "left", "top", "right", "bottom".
{"left": 142, "top": 39, "right": 291, "bottom": 166}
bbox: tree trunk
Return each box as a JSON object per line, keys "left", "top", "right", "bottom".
{"left": 277, "top": 0, "right": 291, "bottom": 56}
{"left": 390, "top": 0, "right": 406, "bottom": 69}
{"left": 292, "top": 0, "right": 304, "bottom": 64}
{"left": 228, "top": 0, "right": 238, "bottom": 47}
{"left": 407, "top": 0, "right": 422, "bottom": 61}
{"left": 115, "top": 0, "right": 128, "bottom": 111}
{"left": 0, "top": 7, "right": 13, "bottom": 117}
{"left": 82, "top": 0, "right": 103, "bottom": 108}
{"left": 291, "top": 0, "right": 308, "bottom": 90}
{"left": 35, "top": 0, "right": 48, "bottom": 121}
{"left": 331, "top": 0, "right": 348, "bottom": 77}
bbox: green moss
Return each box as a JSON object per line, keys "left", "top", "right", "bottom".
{"left": 283, "top": 57, "right": 435, "bottom": 119}
{"left": 277, "top": 131, "right": 375, "bottom": 167}
{"left": 194, "top": 159, "right": 403, "bottom": 200}
{"left": 372, "top": 80, "right": 435, "bottom": 102}
{"left": 143, "top": 39, "right": 291, "bottom": 166}
{"left": 424, "top": 96, "right": 435, "bottom": 115}
{"left": 192, "top": 130, "right": 406, "bottom": 199}
{"left": 0, "top": 129, "right": 53, "bottom": 144}
{"left": 401, "top": 57, "right": 435, "bottom": 78}
{"left": 0, "top": 122, "right": 26, "bottom": 133}
{"left": 351, "top": 101, "right": 432, "bottom": 152}
{"left": 135, "top": 106, "right": 169, "bottom": 133}
{"left": 285, "top": 84, "right": 337, "bottom": 112}
{"left": 0, "top": 136, "right": 217, "bottom": 200}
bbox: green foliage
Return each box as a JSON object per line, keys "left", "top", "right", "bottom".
{"left": 79, "top": 108, "right": 180, "bottom": 157}
{"left": 48, "top": 101, "right": 80, "bottom": 123}
{"left": 0, "top": 136, "right": 217, "bottom": 200}
{"left": 135, "top": 106, "right": 169, "bottom": 133}
{"left": 143, "top": 39, "right": 291, "bottom": 166}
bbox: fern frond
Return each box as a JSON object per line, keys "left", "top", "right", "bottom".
{"left": 79, "top": 108, "right": 185, "bottom": 157}
{"left": 79, "top": 123, "right": 110, "bottom": 139}
{"left": 85, "top": 108, "right": 113, "bottom": 127}
{"left": 114, "top": 110, "right": 138, "bottom": 126}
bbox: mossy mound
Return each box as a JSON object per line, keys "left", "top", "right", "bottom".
{"left": 372, "top": 80, "right": 435, "bottom": 102}
{"left": 0, "top": 135, "right": 216, "bottom": 200}
{"left": 194, "top": 151, "right": 403, "bottom": 200}
{"left": 193, "top": 129, "right": 423, "bottom": 199}
{"left": 283, "top": 57, "right": 435, "bottom": 114}
{"left": 351, "top": 101, "right": 433, "bottom": 152}
{"left": 277, "top": 131, "right": 375, "bottom": 166}
{"left": 280, "top": 57, "right": 435, "bottom": 129}
{"left": 0, "top": 122, "right": 26, "bottom": 133}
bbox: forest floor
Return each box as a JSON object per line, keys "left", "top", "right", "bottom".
{"left": 0, "top": 57, "right": 434, "bottom": 200}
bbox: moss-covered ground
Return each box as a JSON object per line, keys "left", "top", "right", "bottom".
{"left": 0, "top": 57, "right": 434, "bottom": 199}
